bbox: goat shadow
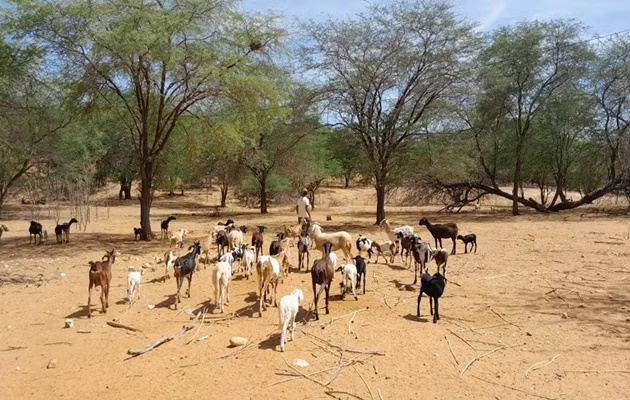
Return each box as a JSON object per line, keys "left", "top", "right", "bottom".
{"left": 65, "top": 305, "right": 90, "bottom": 319}
{"left": 390, "top": 279, "right": 417, "bottom": 292}
{"left": 155, "top": 294, "right": 177, "bottom": 309}
{"left": 258, "top": 333, "right": 281, "bottom": 351}
{"left": 403, "top": 313, "right": 429, "bottom": 323}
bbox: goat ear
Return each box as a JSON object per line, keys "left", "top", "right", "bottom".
{"left": 335, "top": 266, "right": 342, "bottom": 272}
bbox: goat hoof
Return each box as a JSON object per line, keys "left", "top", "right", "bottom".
{"left": 354, "top": 296, "right": 358, "bottom": 301}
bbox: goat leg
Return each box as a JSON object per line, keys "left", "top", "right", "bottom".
{"left": 451, "top": 237, "right": 456, "bottom": 255}
{"left": 87, "top": 285, "right": 93, "bottom": 318}
{"left": 324, "top": 284, "right": 331, "bottom": 315}
{"left": 429, "top": 297, "right": 434, "bottom": 316}
{"left": 100, "top": 286, "right": 107, "bottom": 314}
{"left": 434, "top": 298, "right": 440, "bottom": 323}
{"left": 314, "top": 282, "right": 326, "bottom": 321}
{"left": 417, "top": 290, "right": 423, "bottom": 317}
{"left": 186, "top": 274, "right": 192, "bottom": 298}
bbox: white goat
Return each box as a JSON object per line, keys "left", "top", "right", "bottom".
{"left": 163, "top": 249, "right": 178, "bottom": 281}
{"left": 336, "top": 263, "right": 358, "bottom": 301}
{"left": 170, "top": 228, "right": 189, "bottom": 248}
{"left": 127, "top": 268, "right": 144, "bottom": 304}
{"left": 380, "top": 219, "right": 414, "bottom": 254}
{"left": 278, "top": 289, "right": 304, "bottom": 352}
{"left": 243, "top": 246, "right": 255, "bottom": 280}
{"left": 213, "top": 261, "right": 232, "bottom": 313}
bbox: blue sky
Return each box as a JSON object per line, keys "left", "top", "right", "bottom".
{"left": 242, "top": 0, "right": 630, "bottom": 36}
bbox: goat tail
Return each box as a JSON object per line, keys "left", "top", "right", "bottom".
{"left": 88, "top": 261, "right": 97, "bottom": 272}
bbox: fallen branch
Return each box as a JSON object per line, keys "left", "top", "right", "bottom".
{"left": 445, "top": 335, "right": 459, "bottom": 365}
{"left": 282, "top": 356, "right": 329, "bottom": 389}
{"left": 460, "top": 344, "right": 520, "bottom": 375}
{"left": 269, "top": 357, "right": 368, "bottom": 387}
{"left": 302, "top": 331, "right": 386, "bottom": 356}
{"left": 325, "top": 348, "right": 345, "bottom": 386}
{"left": 186, "top": 308, "right": 207, "bottom": 345}
{"left": 107, "top": 321, "right": 142, "bottom": 333}
{"left": 1, "top": 346, "right": 27, "bottom": 351}
{"left": 76, "top": 330, "right": 91, "bottom": 334}
{"left": 525, "top": 354, "right": 562, "bottom": 377}
{"left": 594, "top": 241, "right": 625, "bottom": 245}
{"left": 447, "top": 329, "right": 477, "bottom": 354}
{"left": 127, "top": 312, "right": 200, "bottom": 357}
{"left": 489, "top": 308, "right": 520, "bottom": 329}
{"left": 326, "top": 308, "right": 368, "bottom": 327}
{"left": 378, "top": 389, "right": 384, "bottom": 400}
{"left": 562, "top": 369, "right": 630, "bottom": 374}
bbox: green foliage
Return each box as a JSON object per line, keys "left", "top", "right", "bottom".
{"left": 241, "top": 173, "right": 290, "bottom": 195}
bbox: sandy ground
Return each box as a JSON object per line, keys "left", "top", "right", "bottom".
{"left": 0, "top": 185, "right": 629, "bottom": 400}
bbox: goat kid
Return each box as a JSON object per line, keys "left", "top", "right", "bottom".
{"left": 278, "top": 289, "right": 304, "bottom": 352}
{"left": 127, "top": 268, "right": 144, "bottom": 304}
{"left": 336, "top": 263, "right": 359, "bottom": 301}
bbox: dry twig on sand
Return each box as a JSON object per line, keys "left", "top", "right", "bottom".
{"left": 525, "top": 354, "right": 562, "bottom": 378}
{"left": 460, "top": 344, "right": 520, "bottom": 375}
{"left": 127, "top": 312, "right": 200, "bottom": 357}
{"left": 107, "top": 321, "right": 142, "bottom": 332}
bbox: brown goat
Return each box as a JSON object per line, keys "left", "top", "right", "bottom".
{"left": 311, "top": 242, "right": 336, "bottom": 320}
{"left": 419, "top": 218, "right": 458, "bottom": 255}
{"left": 87, "top": 249, "right": 119, "bottom": 318}
{"left": 251, "top": 225, "right": 265, "bottom": 262}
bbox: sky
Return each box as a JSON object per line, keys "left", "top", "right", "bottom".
{"left": 241, "top": 0, "right": 630, "bottom": 36}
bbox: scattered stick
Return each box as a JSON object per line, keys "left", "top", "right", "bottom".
{"left": 562, "top": 369, "right": 630, "bottom": 374}
{"left": 43, "top": 342, "right": 72, "bottom": 346}
{"left": 216, "top": 337, "right": 254, "bottom": 359}
{"left": 476, "top": 274, "right": 507, "bottom": 280}
{"left": 348, "top": 311, "right": 357, "bottom": 334}
{"left": 326, "top": 308, "right": 368, "bottom": 327}
{"left": 325, "top": 348, "right": 345, "bottom": 385}
{"left": 76, "top": 330, "right": 92, "bottom": 334}
{"left": 1, "top": 346, "right": 28, "bottom": 351}
{"left": 525, "top": 354, "right": 562, "bottom": 378}
{"left": 469, "top": 374, "right": 557, "bottom": 400}
{"left": 302, "top": 331, "right": 386, "bottom": 356}
{"left": 325, "top": 390, "right": 364, "bottom": 400}
{"left": 378, "top": 389, "right": 384, "bottom": 400}
{"left": 445, "top": 335, "right": 459, "bottom": 365}
{"left": 107, "top": 321, "right": 142, "bottom": 333}
{"left": 282, "top": 356, "right": 328, "bottom": 389}
{"left": 542, "top": 278, "right": 569, "bottom": 305}
{"left": 127, "top": 312, "right": 200, "bottom": 357}
{"left": 383, "top": 296, "right": 392, "bottom": 309}
{"left": 594, "top": 241, "right": 625, "bottom": 245}
{"left": 460, "top": 344, "right": 520, "bottom": 375}
{"left": 353, "top": 364, "right": 375, "bottom": 400}
{"left": 269, "top": 358, "right": 367, "bottom": 387}
{"left": 447, "top": 329, "right": 477, "bottom": 354}
{"left": 489, "top": 308, "right": 520, "bottom": 329}
{"left": 186, "top": 308, "right": 207, "bottom": 345}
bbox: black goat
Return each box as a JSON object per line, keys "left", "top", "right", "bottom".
{"left": 419, "top": 218, "right": 458, "bottom": 255}
{"left": 457, "top": 234, "right": 477, "bottom": 253}
{"left": 161, "top": 215, "right": 176, "bottom": 239}
{"left": 417, "top": 272, "right": 447, "bottom": 323}
{"left": 354, "top": 255, "right": 367, "bottom": 294}
{"left": 55, "top": 218, "right": 78, "bottom": 244}
{"left": 29, "top": 221, "right": 43, "bottom": 244}
{"left": 269, "top": 232, "right": 286, "bottom": 256}
{"left": 134, "top": 227, "right": 142, "bottom": 241}
{"left": 173, "top": 242, "right": 201, "bottom": 309}
{"left": 251, "top": 225, "right": 265, "bottom": 262}
{"left": 215, "top": 229, "right": 229, "bottom": 257}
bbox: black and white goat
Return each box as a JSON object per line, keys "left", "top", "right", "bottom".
{"left": 134, "top": 227, "right": 142, "bottom": 241}
{"left": 55, "top": 218, "right": 78, "bottom": 244}
{"left": 355, "top": 235, "right": 374, "bottom": 262}
{"left": 269, "top": 232, "right": 286, "bottom": 256}
{"left": 173, "top": 241, "right": 201, "bottom": 309}
{"left": 353, "top": 255, "right": 367, "bottom": 294}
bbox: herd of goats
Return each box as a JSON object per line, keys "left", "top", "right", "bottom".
{"left": 20, "top": 214, "right": 478, "bottom": 352}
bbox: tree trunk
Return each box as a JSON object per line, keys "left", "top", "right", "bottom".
{"left": 375, "top": 185, "right": 386, "bottom": 225}
{"left": 344, "top": 175, "right": 350, "bottom": 188}
{"left": 260, "top": 177, "right": 268, "bottom": 214}
{"left": 309, "top": 190, "right": 316, "bottom": 210}
{"left": 139, "top": 162, "right": 154, "bottom": 240}
{"left": 512, "top": 157, "right": 521, "bottom": 216}
{"left": 220, "top": 185, "right": 228, "bottom": 207}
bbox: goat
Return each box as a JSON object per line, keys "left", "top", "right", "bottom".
{"left": 87, "top": 249, "right": 119, "bottom": 318}
{"left": 283, "top": 218, "right": 310, "bottom": 243}
{"left": 227, "top": 227, "right": 244, "bottom": 252}
{"left": 308, "top": 223, "right": 353, "bottom": 261}
{"left": 215, "top": 229, "right": 229, "bottom": 257}
{"left": 127, "top": 268, "right": 144, "bottom": 304}
{"left": 170, "top": 228, "right": 189, "bottom": 249}
{"left": 163, "top": 249, "right": 179, "bottom": 281}
{"left": 161, "top": 215, "right": 176, "bottom": 239}
{"left": 336, "top": 263, "right": 358, "bottom": 301}
{"left": 297, "top": 231, "right": 311, "bottom": 271}
{"left": 397, "top": 232, "right": 421, "bottom": 266}
{"left": 251, "top": 225, "right": 265, "bottom": 262}
{"left": 133, "top": 227, "right": 142, "bottom": 241}
{"left": 243, "top": 246, "right": 255, "bottom": 280}
{"left": 0, "top": 224, "right": 8, "bottom": 240}
{"left": 173, "top": 242, "right": 202, "bottom": 309}
{"left": 213, "top": 261, "right": 232, "bottom": 313}
{"left": 311, "top": 242, "right": 336, "bottom": 320}
{"left": 410, "top": 237, "right": 432, "bottom": 284}
{"left": 55, "top": 218, "right": 78, "bottom": 244}
{"left": 257, "top": 251, "right": 290, "bottom": 317}
{"left": 354, "top": 256, "right": 367, "bottom": 294}
{"left": 370, "top": 241, "right": 396, "bottom": 264}
{"left": 430, "top": 248, "right": 449, "bottom": 278}
{"left": 278, "top": 289, "right": 304, "bottom": 352}
{"left": 417, "top": 272, "right": 447, "bottom": 323}
{"left": 380, "top": 219, "right": 414, "bottom": 254}
{"left": 457, "top": 233, "right": 477, "bottom": 254}
{"left": 29, "top": 221, "right": 43, "bottom": 244}
{"left": 419, "top": 218, "right": 458, "bottom": 255}
{"left": 356, "top": 235, "right": 374, "bottom": 262}
{"left": 269, "top": 233, "right": 286, "bottom": 256}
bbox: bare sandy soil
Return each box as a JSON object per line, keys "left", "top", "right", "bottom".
{"left": 1, "top": 185, "right": 629, "bottom": 400}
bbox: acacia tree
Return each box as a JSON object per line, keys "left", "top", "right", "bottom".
{"left": 303, "top": 0, "right": 480, "bottom": 223}
{"left": 9, "top": 0, "right": 284, "bottom": 239}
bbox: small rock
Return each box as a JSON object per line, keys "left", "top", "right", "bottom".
{"left": 526, "top": 332, "right": 532, "bottom": 336}
{"left": 293, "top": 359, "right": 309, "bottom": 368}
{"left": 561, "top": 312, "right": 568, "bottom": 319}
{"left": 64, "top": 319, "right": 74, "bottom": 329}
{"left": 229, "top": 336, "right": 248, "bottom": 347}
{"left": 135, "top": 257, "right": 139, "bottom": 261}
{"left": 60, "top": 273, "right": 66, "bottom": 277}
{"left": 147, "top": 305, "right": 155, "bottom": 310}
{"left": 255, "top": 363, "right": 263, "bottom": 369}
{"left": 47, "top": 358, "right": 57, "bottom": 369}
{"left": 578, "top": 304, "right": 586, "bottom": 308}
{"left": 15, "top": 367, "right": 20, "bottom": 371}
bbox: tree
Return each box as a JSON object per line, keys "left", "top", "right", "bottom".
{"left": 328, "top": 129, "right": 365, "bottom": 188}
{"left": 9, "top": 0, "right": 284, "bottom": 239}
{"left": 474, "top": 20, "right": 592, "bottom": 214}
{"left": 303, "top": 0, "right": 480, "bottom": 223}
